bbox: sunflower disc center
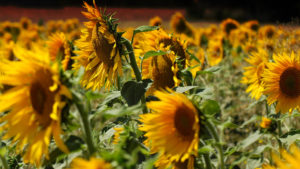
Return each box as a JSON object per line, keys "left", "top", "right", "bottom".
{"left": 174, "top": 107, "right": 195, "bottom": 137}
{"left": 30, "top": 82, "right": 46, "bottom": 115}
{"left": 279, "top": 67, "right": 300, "bottom": 98}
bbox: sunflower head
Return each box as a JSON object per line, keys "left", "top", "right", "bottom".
{"left": 220, "top": 18, "right": 240, "bottom": 36}
{"left": 149, "top": 16, "right": 163, "bottom": 26}
{"left": 207, "top": 40, "right": 223, "bottom": 66}
{"left": 262, "top": 144, "right": 300, "bottom": 169}
{"left": 47, "top": 32, "right": 72, "bottom": 70}
{"left": 73, "top": 0, "right": 122, "bottom": 90}
{"left": 243, "top": 20, "right": 259, "bottom": 32}
{"left": 242, "top": 48, "right": 268, "bottom": 100}
{"left": 139, "top": 89, "right": 199, "bottom": 167}
{"left": 170, "top": 12, "right": 195, "bottom": 38}
{"left": 71, "top": 157, "right": 112, "bottom": 169}
{"left": 0, "top": 45, "right": 71, "bottom": 166}
{"left": 20, "top": 17, "right": 32, "bottom": 30}
{"left": 259, "top": 25, "right": 277, "bottom": 39}
{"left": 263, "top": 52, "right": 300, "bottom": 113}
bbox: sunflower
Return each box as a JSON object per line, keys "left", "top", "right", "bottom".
{"left": 170, "top": 12, "right": 196, "bottom": 38}
{"left": 149, "top": 16, "right": 163, "bottom": 26}
{"left": 243, "top": 20, "right": 259, "bottom": 32}
{"left": 47, "top": 32, "right": 72, "bottom": 70}
{"left": 73, "top": 0, "right": 122, "bottom": 90}
{"left": 220, "top": 18, "right": 239, "bottom": 36}
{"left": 207, "top": 40, "right": 223, "bottom": 66}
{"left": 259, "top": 25, "right": 277, "bottom": 40}
{"left": 260, "top": 117, "right": 272, "bottom": 129}
{"left": 0, "top": 45, "right": 71, "bottom": 166}
{"left": 241, "top": 48, "right": 268, "bottom": 100}
{"left": 134, "top": 29, "right": 188, "bottom": 94}
{"left": 262, "top": 144, "right": 300, "bottom": 169}
{"left": 156, "top": 155, "right": 195, "bottom": 169}
{"left": 263, "top": 52, "right": 300, "bottom": 113}
{"left": 20, "top": 17, "right": 32, "bottom": 30}
{"left": 113, "top": 127, "right": 124, "bottom": 144}
{"left": 70, "top": 157, "right": 111, "bottom": 169}
{"left": 139, "top": 89, "right": 199, "bottom": 168}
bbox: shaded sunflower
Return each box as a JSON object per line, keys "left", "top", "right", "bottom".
{"left": 262, "top": 144, "right": 300, "bottom": 169}
{"left": 149, "top": 16, "right": 163, "bottom": 26}
{"left": 263, "top": 52, "right": 300, "bottom": 113}
{"left": 47, "top": 32, "right": 72, "bottom": 70}
{"left": 73, "top": 0, "right": 122, "bottom": 90}
{"left": 134, "top": 29, "right": 188, "bottom": 94}
{"left": 0, "top": 45, "right": 71, "bottom": 166}
{"left": 241, "top": 48, "right": 268, "bottom": 100}
{"left": 139, "top": 89, "right": 199, "bottom": 168}
{"left": 259, "top": 25, "right": 277, "bottom": 39}
{"left": 243, "top": 20, "right": 259, "bottom": 32}
{"left": 170, "top": 12, "right": 196, "bottom": 38}
{"left": 220, "top": 18, "right": 239, "bottom": 36}
{"left": 70, "top": 157, "right": 111, "bottom": 169}
{"left": 207, "top": 40, "right": 223, "bottom": 66}
{"left": 20, "top": 17, "right": 32, "bottom": 30}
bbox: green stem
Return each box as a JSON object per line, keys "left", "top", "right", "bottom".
{"left": 277, "top": 120, "right": 283, "bottom": 151}
{"left": 205, "top": 120, "right": 225, "bottom": 169}
{"left": 0, "top": 155, "right": 9, "bottom": 169}
{"left": 122, "top": 37, "right": 147, "bottom": 113}
{"left": 200, "top": 140, "right": 213, "bottom": 169}
{"left": 73, "top": 92, "right": 96, "bottom": 156}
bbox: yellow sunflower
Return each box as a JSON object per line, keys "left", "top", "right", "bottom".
{"left": 242, "top": 48, "right": 268, "bottom": 100}
{"left": 207, "top": 40, "right": 223, "bottom": 66}
{"left": 113, "top": 127, "right": 124, "bottom": 144}
{"left": 243, "top": 20, "right": 259, "bottom": 32}
{"left": 0, "top": 45, "right": 71, "bottom": 166}
{"left": 149, "top": 16, "right": 163, "bottom": 26}
{"left": 47, "top": 32, "right": 71, "bottom": 70}
{"left": 259, "top": 25, "right": 277, "bottom": 40}
{"left": 73, "top": 0, "right": 122, "bottom": 90}
{"left": 170, "top": 12, "right": 196, "bottom": 38}
{"left": 134, "top": 29, "right": 188, "bottom": 94}
{"left": 70, "top": 157, "right": 111, "bottom": 169}
{"left": 220, "top": 18, "right": 240, "bottom": 36}
{"left": 262, "top": 144, "right": 300, "bottom": 169}
{"left": 139, "top": 89, "right": 199, "bottom": 168}
{"left": 263, "top": 52, "right": 300, "bottom": 113}
{"left": 156, "top": 155, "right": 195, "bottom": 169}
{"left": 260, "top": 117, "right": 272, "bottom": 129}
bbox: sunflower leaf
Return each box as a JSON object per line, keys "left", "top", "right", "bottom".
{"left": 143, "top": 50, "right": 167, "bottom": 60}
{"left": 131, "top": 25, "right": 159, "bottom": 43}
{"left": 200, "top": 99, "right": 221, "bottom": 116}
{"left": 121, "top": 81, "right": 147, "bottom": 106}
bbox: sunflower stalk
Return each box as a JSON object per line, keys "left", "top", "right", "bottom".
{"left": 0, "top": 155, "right": 8, "bottom": 169}
{"left": 122, "top": 37, "right": 147, "bottom": 113}
{"left": 72, "top": 92, "right": 96, "bottom": 156}
{"left": 200, "top": 140, "right": 213, "bottom": 169}
{"left": 205, "top": 120, "right": 225, "bottom": 169}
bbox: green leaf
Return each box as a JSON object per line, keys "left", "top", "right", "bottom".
{"left": 200, "top": 99, "right": 221, "bottom": 116}
{"left": 143, "top": 50, "right": 167, "bottom": 60}
{"left": 101, "top": 91, "right": 121, "bottom": 106}
{"left": 175, "top": 86, "right": 198, "bottom": 93}
{"left": 240, "top": 131, "right": 261, "bottom": 149}
{"left": 133, "top": 25, "right": 159, "bottom": 35}
{"left": 198, "top": 145, "right": 214, "bottom": 155}
{"left": 121, "top": 81, "right": 146, "bottom": 106}
{"left": 198, "top": 66, "right": 220, "bottom": 74}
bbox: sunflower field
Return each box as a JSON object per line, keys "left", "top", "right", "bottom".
{"left": 0, "top": 1, "right": 300, "bottom": 169}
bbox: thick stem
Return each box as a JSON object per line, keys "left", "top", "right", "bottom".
{"left": 0, "top": 155, "right": 9, "bottom": 169}
{"left": 205, "top": 120, "right": 225, "bottom": 169}
{"left": 73, "top": 92, "right": 96, "bottom": 156}
{"left": 122, "top": 37, "right": 147, "bottom": 113}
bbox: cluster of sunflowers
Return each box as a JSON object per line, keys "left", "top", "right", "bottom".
{"left": 0, "top": 1, "right": 299, "bottom": 169}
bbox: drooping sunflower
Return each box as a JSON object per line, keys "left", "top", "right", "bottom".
{"left": 134, "top": 29, "right": 188, "bottom": 94}
{"left": 70, "top": 157, "right": 111, "bottom": 169}
{"left": 170, "top": 12, "right": 196, "bottom": 38}
{"left": 241, "top": 48, "right": 269, "bottom": 100}
{"left": 149, "top": 16, "right": 163, "bottom": 26}
{"left": 139, "top": 89, "right": 199, "bottom": 168}
{"left": 243, "top": 20, "right": 259, "bottom": 32}
{"left": 0, "top": 45, "right": 71, "bottom": 166}
{"left": 220, "top": 18, "right": 240, "bottom": 36}
{"left": 47, "top": 32, "right": 72, "bottom": 70}
{"left": 207, "top": 40, "right": 223, "bottom": 66}
{"left": 263, "top": 52, "right": 300, "bottom": 113}
{"left": 73, "top": 0, "right": 122, "bottom": 90}
{"left": 262, "top": 144, "right": 300, "bottom": 169}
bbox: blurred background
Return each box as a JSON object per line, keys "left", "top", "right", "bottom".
{"left": 0, "top": 0, "right": 299, "bottom": 24}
